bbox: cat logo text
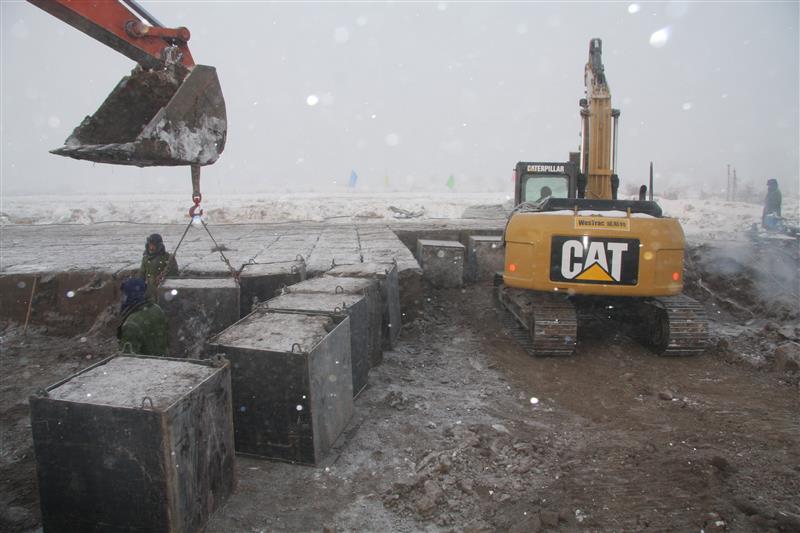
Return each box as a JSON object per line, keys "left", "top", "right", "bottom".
{"left": 550, "top": 236, "right": 640, "bottom": 285}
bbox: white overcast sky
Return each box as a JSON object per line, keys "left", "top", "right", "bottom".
{"left": 1, "top": 1, "right": 798, "bottom": 197}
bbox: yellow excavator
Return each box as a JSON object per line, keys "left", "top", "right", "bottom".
{"left": 498, "top": 38, "right": 708, "bottom": 356}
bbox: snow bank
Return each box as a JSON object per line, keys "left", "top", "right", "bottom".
{"left": 1, "top": 193, "right": 796, "bottom": 244}
{"left": 658, "top": 197, "right": 799, "bottom": 241}
{"left": 0, "top": 193, "right": 512, "bottom": 225}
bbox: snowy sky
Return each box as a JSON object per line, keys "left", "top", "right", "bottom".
{"left": 1, "top": 1, "right": 798, "bottom": 197}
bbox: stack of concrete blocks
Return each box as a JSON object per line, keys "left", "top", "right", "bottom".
{"left": 465, "top": 235, "right": 504, "bottom": 282}
{"left": 357, "top": 227, "right": 424, "bottom": 322}
{"left": 29, "top": 355, "right": 235, "bottom": 533}
{"left": 208, "top": 310, "right": 352, "bottom": 465}
{"left": 158, "top": 278, "right": 240, "bottom": 358}
{"left": 262, "top": 292, "right": 370, "bottom": 398}
{"left": 238, "top": 259, "right": 306, "bottom": 317}
{"left": 261, "top": 230, "right": 323, "bottom": 267}
{"left": 326, "top": 262, "right": 402, "bottom": 349}
{"left": 416, "top": 239, "right": 466, "bottom": 288}
{"left": 305, "top": 227, "right": 363, "bottom": 276}
{"left": 179, "top": 246, "right": 262, "bottom": 280}
{"left": 286, "top": 276, "right": 383, "bottom": 366}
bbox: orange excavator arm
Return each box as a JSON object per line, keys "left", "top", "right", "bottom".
{"left": 28, "top": 0, "right": 195, "bottom": 69}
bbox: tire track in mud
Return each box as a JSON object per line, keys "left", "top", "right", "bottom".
{"left": 459, "top": 285, "right": 800, "bottom": 531}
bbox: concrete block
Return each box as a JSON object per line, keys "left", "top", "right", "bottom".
{"left": 181, "top": 251, "right": 254, "bottom": 278}
{"left": 30, "top": 355, "right": 235, "bottom": 533}
{"left": 417, "top": 239, "right": 465, "bottom": 288}
{"left": 238, "top": 260, "right": 306, "bottom": 317}
{"left": 287, "top": 276, "right": 383, "bottom": 367}
{"left": 263, "top": 292, "right": 370, "bottom": 398}
{"left": 209, "top": 310, "right": 352, "bottom": 464}
{"left": 466, "top": 235, "right": 504, "bottom": 282}
{"left": 305, "top": 254, "right": 361, "bottom": 277}
{"left": 158, "top": 278, "right": 240, "bottom": 358}
{"left": 326, "top": 262, "right": 402, "bottom": 349}
{"left": 398, "top": 266, "right": 424, "bottom": 323}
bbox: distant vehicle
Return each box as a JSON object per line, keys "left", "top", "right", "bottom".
{"left": 498, "top": 38, "right": 708, "bottom": 356}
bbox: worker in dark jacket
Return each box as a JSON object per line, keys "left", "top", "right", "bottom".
{"left": 117, "top": 278, "right": 169, "bottom": 356}
{"left": 537, "top": 186, "right": 553, "bottom": 202}
{"left": 762, "top": 178, "right": 782, "bottom": 229}
{"left": 139, "top": 233, "right": 178, "bottom": 301}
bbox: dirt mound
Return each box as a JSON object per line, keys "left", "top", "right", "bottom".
{"left": 684, "top": 240, "right": 798, "bottom": 323}
{"left": 382, "top": 421, "right": 572, "bottom": 531}
{"left": 683, "top": 240, "right": 799, "bottom": 371}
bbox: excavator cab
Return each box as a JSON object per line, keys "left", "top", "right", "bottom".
{"left": 52, "top": 63, "right": 226, "bottom": 167}
{"left": 514, "top": 161, "right": 579, "bottom": 205}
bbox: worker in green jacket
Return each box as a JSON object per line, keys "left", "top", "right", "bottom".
{"left": 139, "top": 233, "right": 178, "bottom": 301}
{"left": 117, "top": 277, "right": 169, "bottom": 356}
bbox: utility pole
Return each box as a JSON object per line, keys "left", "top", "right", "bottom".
{"left": 726, "top": 164, "right": 731, "bottom": 201}
{"left": 732, "top": 168, "right": 738, "bottom": 202}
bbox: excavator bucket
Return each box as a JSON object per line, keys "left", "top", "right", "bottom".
{"left": 51, "top": 64, "right": 226, "bottom": 167}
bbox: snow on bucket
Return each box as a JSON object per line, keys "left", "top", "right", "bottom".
{"left": 51, "top": 63, "right": 226, "bottom": 167}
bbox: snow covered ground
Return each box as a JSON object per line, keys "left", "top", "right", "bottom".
{"left": 0, "top": 193, "right": 512, "bottom": 225}
{"left": 657, "top": 197, "right": 799, "bottom": 241}
{"left": 1, "top": 192, "right": 797, "bottom": 243}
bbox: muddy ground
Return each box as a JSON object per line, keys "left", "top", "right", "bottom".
{"left": 2, "top": 240, "right": 799, "bottom": 532}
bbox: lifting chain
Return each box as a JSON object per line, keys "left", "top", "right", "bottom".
{"left": 189, "top": 165, "right": 203, "bottom": 218}
{"left": 156, "top": 165, "right": 241, "bottom": 286}
{"left": 199, "top": 217, "right": 241, "bottom": 285}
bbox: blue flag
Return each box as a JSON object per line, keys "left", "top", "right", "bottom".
{"left": 349, "top": 170, "right": 358, "bottom": 188}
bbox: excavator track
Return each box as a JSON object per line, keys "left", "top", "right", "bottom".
{"left": 497, "top": 286, "right": 577, "bottom": 356}
{"left": 633, "top": 294, "right": 709, "bottom": 356}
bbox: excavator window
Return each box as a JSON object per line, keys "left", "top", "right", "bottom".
{"left": 522, "top": 174, "right": 569, "bottom": 203}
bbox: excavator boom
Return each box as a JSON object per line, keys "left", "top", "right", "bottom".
{"left": 28, "top": 0, "right": 194, "bottom": 69}
{"left": 580, "top": 38, "right": 618, "bottom": 200}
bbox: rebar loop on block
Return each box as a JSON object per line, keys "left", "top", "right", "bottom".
{"left": 209, "top": 354, "right": 227, "bottom": 367}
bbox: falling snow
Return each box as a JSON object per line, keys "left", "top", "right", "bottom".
{"left": 333, "top": 27, "right": 350, "bottom": 44}
{"left": 649, "top": 27, "right": 670, "bottom": 48}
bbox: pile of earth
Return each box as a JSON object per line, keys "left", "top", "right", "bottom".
{"left": 683, "top": 240, "right": 800, "bottom": 374}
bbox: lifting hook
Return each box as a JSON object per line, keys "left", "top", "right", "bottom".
{"left": 189, "top": 164, "right": 203, "bottom": 218}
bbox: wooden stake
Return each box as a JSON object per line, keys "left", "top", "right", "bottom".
{"left": 22, "top": 276, "right": 38, "bottom": 336}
